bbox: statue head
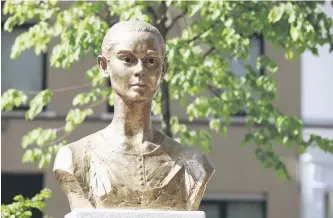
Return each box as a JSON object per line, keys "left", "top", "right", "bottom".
{"left": 98, "top": 21, "right": 167, "bottom": 101}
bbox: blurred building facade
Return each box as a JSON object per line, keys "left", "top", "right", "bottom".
{"left": 299, "top": 3, "right": 333, "bottom": 218}
{"left": 1, "top": 2, "right": 332, "bottom": 218}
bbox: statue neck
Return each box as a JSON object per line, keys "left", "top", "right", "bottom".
{"left": 109, "top": 94, "right": 153, "bottom": 142}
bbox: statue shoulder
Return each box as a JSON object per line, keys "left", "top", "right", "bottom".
{"left": 182, "top": 147, "right": 214, "bottom": 172}
{"left": 178, "top": 146, "right": 215, "bottom": 210}
{"left": 172, "top": 144, "right": 215, "bottom": 183}
{"left": 52, "top": 132, "right": 99, "bottom": 175}
{"left": 158, "top": 131, "right": 215, "bottom": 177}
{"left": 53, "top": 145, "right": 74, "bottom": 175}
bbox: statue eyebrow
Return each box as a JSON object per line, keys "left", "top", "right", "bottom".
{"left": 146, "top": 50, "right": 161, "bottom": 57}
{"left": 116, "top": 50, "right": 133, "bottom": 54}
{"left": 116, "top": 49, "right": 161, "bottom": 58}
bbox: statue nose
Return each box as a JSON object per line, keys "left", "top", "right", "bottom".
{"left": 134, "top": 60, "right": 145, "bottom": 77}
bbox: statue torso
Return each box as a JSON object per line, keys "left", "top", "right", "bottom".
{"left": 55, "top": 129, "right": 214, "bottom": 211}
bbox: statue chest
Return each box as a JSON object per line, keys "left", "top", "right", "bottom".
{"left": 84, "top": 150, "right": 189, "bottom": 209}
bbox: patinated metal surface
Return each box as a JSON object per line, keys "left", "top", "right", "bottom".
{"left": 53, "top": 21, "right": 214, "bottom": 211}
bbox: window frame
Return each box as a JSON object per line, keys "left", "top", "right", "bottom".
{"left": 1, "top": 21, "right": 48, "bottom": 111}
{"left": 200, "top": 199, "right": 267, "bottom": 218}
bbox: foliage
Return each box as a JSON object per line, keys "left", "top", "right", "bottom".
{"left": 1, "top": 189, "right": 52, "bottom": 218}
{"left": 2, "top": 0, "right": 333, "bottom": 183}
{"left": 1, "top": 89, "right": 28, "bottom": 111}
{"left": 25, "top": 90, "right": 53, "bottom": 120}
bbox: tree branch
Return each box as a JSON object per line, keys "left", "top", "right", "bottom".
{"left": 55, "top": 126, "right": 65, "bottom": 131}
{"left": 24, "top": 83, "right": 91, "bottom": 95}
{"left": 52, "top": 83, "right": 92, "bottom": 93}
{"left": 166, "top": 7, "right": 188, "bottom": 32}
{"left": 188, "top": 22, "right": 219, "bottom": 43}
{"left": 203, "top": 47, "right": 216, "bottom": 58}
{"left": 85, "top": 98, "right": 106, "bottom": 109}
{"left": 48, "top": 132, "right": 70, "bottom": 146}
{"left": 207, "top": 84, "right": 221, "bottom": 97}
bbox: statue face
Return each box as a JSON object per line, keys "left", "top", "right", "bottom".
{"left": 98, "top": 31, "right": 165, "bottom": 101}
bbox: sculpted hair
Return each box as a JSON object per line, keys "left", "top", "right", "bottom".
{"left": 101, "top": 21, "right": 166, "bottom": 58}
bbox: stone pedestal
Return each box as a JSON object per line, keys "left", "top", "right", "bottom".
{"left": 65, "top": 209, "right": 205, "bottom": 218}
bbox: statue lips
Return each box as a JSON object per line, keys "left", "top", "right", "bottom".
{"left": 130, "top": 82, "right": 146, "bottom": 91}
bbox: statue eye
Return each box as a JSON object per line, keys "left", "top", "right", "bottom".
{"left": 145, "top": 57, "right": 157, "bottom": 67}
{"left": 121, "top": 56, "right": 132, "bottom": 63}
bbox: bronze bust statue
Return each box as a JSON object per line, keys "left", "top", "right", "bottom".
{"left": 53, "top": 21, "right": 214, "bottom": 211}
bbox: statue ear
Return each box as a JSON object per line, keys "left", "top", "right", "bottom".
{"left": 97, "top": 55, "right": 109, "bottom": 78}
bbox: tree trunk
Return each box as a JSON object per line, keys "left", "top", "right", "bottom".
{"left": 160, "top": 80, "right": 172, "bottom": 137}
{"left": 155, "top": 2, "right": 172, "bottom": 138}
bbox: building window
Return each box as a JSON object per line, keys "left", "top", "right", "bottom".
{"left": 199, "top": 200, "right": 266, "bottom": 218}
{"left": 229, "top": 35, "right": 264, "bottom": 78}
{"left": 1, "top": 172, "right": 44, "bottom": 218}
{"left": 1, "top": 23, "right": 47, "bottom": 110}
{"left": 216, "top": 35, "right": 264, "bottom": 116}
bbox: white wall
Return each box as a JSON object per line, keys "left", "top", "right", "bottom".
{"left": 300, "top": 2, "right": 333, "bottom": 218}
{"left": 301, "top": 2, "right": 333, "bottom": 125}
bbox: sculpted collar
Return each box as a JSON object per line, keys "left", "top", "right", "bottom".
{"left": 98, "top": 128, "right": 166, "bottom": 156}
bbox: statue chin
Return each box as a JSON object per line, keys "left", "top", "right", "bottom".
{"left": 116, "top": 88, "right": 156, "bottom": 102}
{"left": 122, "top": 92, "right": 152, "bottom": 102}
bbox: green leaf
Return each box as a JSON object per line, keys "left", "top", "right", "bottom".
{"left": 65, "top": 108, "right": 93, "bottom": 133}
{"left": 288, "top": 13, "right": 296, "bottom": 23}
{"left": 297, "top": 144, "right": 307, "bottom": 154}
{"left": 285, "top": 50, "right": 295, "bottom": 60}
{"left": 72, "top": 94, "right": 84, "bottom": 106}
{"left": 13, "top": 195, "right": 24, "bottom": 201}
{"left": 256, "top": 56, "right": 279, "bottom": 73}
{"left": 241, "top": 133, "right": 254, "bottom": 147}
{"left": 220, "top": 126, "right": 228, "bottom": 137}
{"left": 23, "top": 211, "right": 32, "bottom": 217}
{"left": 268, "top": 4, "right": 285, "bottom": 23}
{"left": 290, "top": 24, "right": 299, "bottom": 41}
{"left": 85, "top": 66, "right": 105, "bottom": 87}
{"left": 25, "top": 90, "right": 53, "bottom": 120}
{"left": 38, "top": 156, "right": 47, "bottom": 169}
{"left": 1, "top": 89, "right": 28, "bottom": 111}
{"left": 21, "top": 135, "right": 31, "bottom": 149}
{"left": 189, "top": 3, "right": 202, "bottom": 17}
{"left": 22, "top": 150, "right": 33, "bottom": 163}
{"left": 65, "top": 122, "right": 74, "bottom": 133}
{"left": 276, "top": 166, "right": 290, "bottom": 181}
{"left": 209, "top": 119, "right": 221, "bottom": 132}
{"left": 21, "top": 128, "right": 57, "bottom": 149}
